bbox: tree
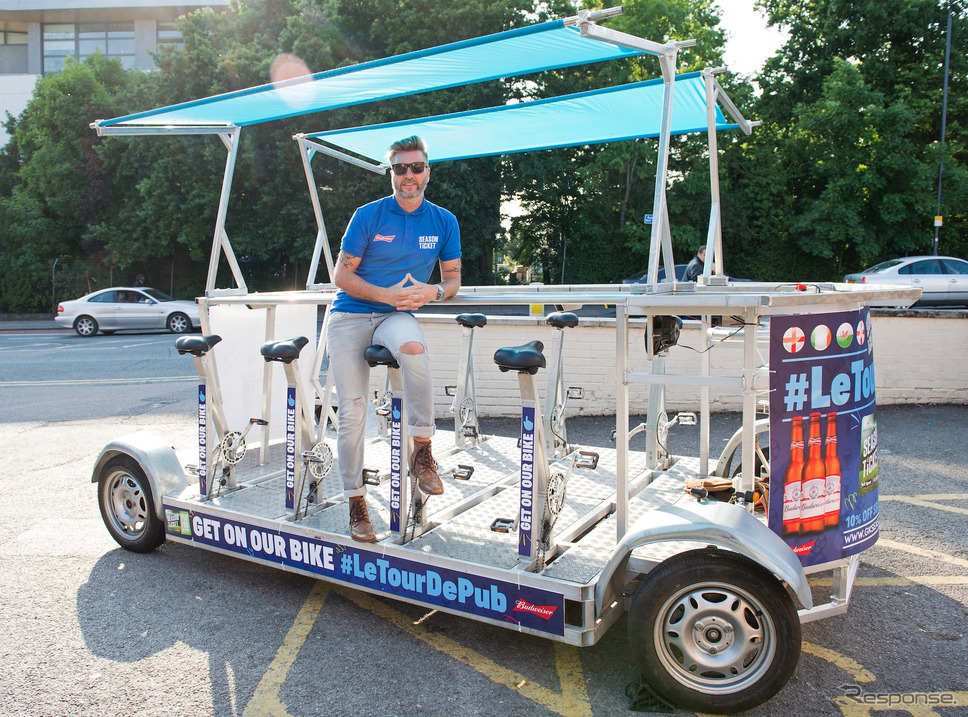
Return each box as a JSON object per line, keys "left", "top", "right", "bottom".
{"left": 0, "top": 54, "right": 132, "bottom": 311}
{"left": 504, "top": 0, "right": 735, "bottom": 284}
{"left": 732, "top": 0, "right": 968, "bottom": 279}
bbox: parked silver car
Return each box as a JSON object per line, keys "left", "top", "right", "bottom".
{"left": 55, "top": 287, "right": 200, "bottom": 336}
{"left": 844, "top": 255, "right": 968, "bottom": 307}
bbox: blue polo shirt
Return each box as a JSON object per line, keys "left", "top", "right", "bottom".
{"left": 333, "top": 195, "right": 461, "bottom": 314}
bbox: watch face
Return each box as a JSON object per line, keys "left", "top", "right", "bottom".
{"left": 436, "top": 285, "right": 445, "bottom": 301}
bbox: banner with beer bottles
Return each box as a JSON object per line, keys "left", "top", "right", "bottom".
{"left": 769, "top": 308, "right": 878, "bottom": 567}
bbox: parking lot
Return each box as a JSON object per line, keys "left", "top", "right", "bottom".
{"left": 0, "top": 326, "right": 966, "bottom": 716}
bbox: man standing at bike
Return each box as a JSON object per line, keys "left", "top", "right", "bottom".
{"left": 328, "top": 136, "right": 461, "bottom": 542}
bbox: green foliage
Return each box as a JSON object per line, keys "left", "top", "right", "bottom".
{"left": 734, "top": 0, "right": 968, "bottom": 279}
{"left": 1, "top": 0, "right": 965, "bottom": 311}
{"left": 505, "top": 0, "right": 731, "bottom": 284}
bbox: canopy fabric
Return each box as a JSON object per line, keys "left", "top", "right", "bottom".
{"left": 96, "top": 21, "right": 647, "bottom": 129}
{"left": 305, "top": 73, "right": 733, "bottom": 164}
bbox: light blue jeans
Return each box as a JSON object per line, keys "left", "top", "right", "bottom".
{"left": 327, "top": 311, "right": 435, "bottom": 497}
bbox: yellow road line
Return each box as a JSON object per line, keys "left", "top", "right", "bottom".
{"left": 810, "top": 576, "right": 968, "bottom": 587}
{"left": 334, "top": 585, "right": 593, "bottom": 717}
{"left": 880, "top": 496, "right": 968, "bottom": 518}
{"left": 834, "top": 689, "right": 968, "bottom": 716}
{"left": 243, "top": 581, "right": 329, "bottom": 717}
{"left": 876, "top": 539, "right": 968, "bottom": 570}
{"left": 554, "top": 643, "right": 593, "bottom": 717}
{"left": 801, "top": 642, "right": 876, "bottom": 683}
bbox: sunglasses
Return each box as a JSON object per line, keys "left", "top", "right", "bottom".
{"left": 391, "top": 162, "right": 427, "bottom": 176}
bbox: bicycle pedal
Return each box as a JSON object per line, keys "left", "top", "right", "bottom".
{"left": 575, "top": 450, "right": 599, "bottom": 470}
{"left": 490, "top": 518, "right": 515, "bottom": 534}
{"left": 453, "top": 464, "right": 474, "bottom": 480}
{"left": 362, "top": 468, "right": 381, "bottom": 485}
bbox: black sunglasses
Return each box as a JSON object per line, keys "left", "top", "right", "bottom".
{"left": 391, "top": 162, "right": 427, "bottom": 176}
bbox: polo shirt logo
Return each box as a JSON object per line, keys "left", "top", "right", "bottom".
{"left": 418, "top": 235, "right": 439, "bottom": 249}
{"left": 374, "top": 234, "right": 395, "bottom": 243}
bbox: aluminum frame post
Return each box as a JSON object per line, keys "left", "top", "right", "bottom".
{"left": 453, "top": 323, "right": 483, "bottom": 447}
{"left": 205, "top": 128, "right": 248, "bottom": 295}
{"left": 543, "top": 325, "right": 571, "bottom": 459}
{"left": 644, "top": 49, "right": 682, "bottom": 287}
{"left": 295, "top": 135, "right": 385, "bottom": 289}
{"left": 515, "top": 369, "right": 551, "bottom": 568}
{"left": 297, "top": 137, "right": 335, "bottom": 288}
{"left": 615, "top": 303, "right": 630, "bottom": 539}
{"left": 703, "top": 68, "right": 724, "bottom": 279}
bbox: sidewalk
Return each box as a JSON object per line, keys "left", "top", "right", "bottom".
{"left": 0, "top": 316, "right": 61, "bottom": 332}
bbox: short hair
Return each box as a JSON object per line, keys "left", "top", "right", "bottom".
{"left": 697, "top": 245, "right": 707, "bottom": 253}
{"left": 386, "top": 135, "right": 428, "bottom": 164}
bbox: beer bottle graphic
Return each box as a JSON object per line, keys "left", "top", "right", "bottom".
{"left": 800, "top": 412, "right": 827, "bottom": 534}
{"left": 782, "top": 416, "right": 805, "bottom": 536}
{"left": 824, "top": 412, "right": 841, "bottom": 528}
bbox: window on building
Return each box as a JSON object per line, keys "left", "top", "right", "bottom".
{"left": 1, "top": 31, "right": 29, "bottom": 45}
{"left": 43, "top": 21, "right": 135, "bottom": 74}
{"left": 157, "top": 21, "right": 184, "bottom": 51}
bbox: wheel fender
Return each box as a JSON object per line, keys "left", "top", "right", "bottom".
{"left": 92, "top": 433, "right": 190, "bottom": 520}
{"left": 595, "top": 500, "right": 812, "bottom": 616}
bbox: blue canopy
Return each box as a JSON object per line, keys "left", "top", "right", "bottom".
{"left": 95, "top": 20, "right": 648, "bottom": 130}
{"left": 305, "top": 73, "right": 734, "bottom": 164}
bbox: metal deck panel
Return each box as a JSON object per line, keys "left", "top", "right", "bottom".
{"left": 404, "top": 522, "right": 522, "bottom": 570}
{"left": 207, "top": 483, "right": 289, "bottom": 519}
{"left": 540, "top": 472, "right": 690, "bottom": 583}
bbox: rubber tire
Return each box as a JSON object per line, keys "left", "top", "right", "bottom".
{"left": 167, "top": 312, "right": 191, "bottom": 334}
{"left": 97, "top": 455, "right": 165, "bottom": 553}
{"left": 730, "top": 446, "right": 769, "bottom": 481}
{"left": 628, "top": 549, "right": 800, "bottom": 714}
{"left": 74, "top": 315, "right": 98, "bottom": 337}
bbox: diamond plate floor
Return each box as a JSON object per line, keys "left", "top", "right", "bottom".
{"left": 181, "top": 429, "right": 710, "bottom": 585}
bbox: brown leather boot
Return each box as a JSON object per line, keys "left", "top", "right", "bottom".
{"left": 348, "top": 496, "right": 376, "bottom": 542}
{"left": 411, "top": 440, "right": 443, "bottom": 495}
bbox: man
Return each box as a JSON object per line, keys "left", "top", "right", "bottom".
{"left": 684, "top": 245, "right": 706, "bottom": 282}
{"left": 328, "top": 136, "right": 461, "bottom": 542}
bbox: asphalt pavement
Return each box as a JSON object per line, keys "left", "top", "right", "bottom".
{"left": 1, "top": 319, "right": 967, "bottom": 716}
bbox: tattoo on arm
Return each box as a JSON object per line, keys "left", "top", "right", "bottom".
{"left": 338, "top": 252, "right": 360, "bottom": 271}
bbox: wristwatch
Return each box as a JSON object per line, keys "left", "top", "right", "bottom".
{"left": 434, "top": 284, "right": 445, "bottom": 302}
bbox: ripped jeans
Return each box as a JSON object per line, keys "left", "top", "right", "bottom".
{"left": 327, "top": 310, "right": 435, "bottom": 497}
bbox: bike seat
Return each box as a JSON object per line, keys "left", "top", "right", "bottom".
{"left": 494, "top": 340, "right": 545, "bottom": 374}
{"left": 456, "top": 313, "right": 487, "bottom": 329}
{"left": 261, "top": 336, "right": 309, "bottom": 364}
{"left": 175, "top": 334, "right": 222, "bottom": 356}
{"left": 546, "top": 311, "right": 579, "bottom": 329}
{"left": 364, "top": 344, "right": 400, "bottom": 369}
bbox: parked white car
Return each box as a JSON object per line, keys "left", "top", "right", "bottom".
{"left": 844, "top": 255, "right": 968, "bottom": 307}
{"left": 55, "top": 287, "right": 200, "bottom": 336}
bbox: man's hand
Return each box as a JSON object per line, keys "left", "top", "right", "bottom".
{"left": 391, "top": 273, "right": 436, "bottom": 311}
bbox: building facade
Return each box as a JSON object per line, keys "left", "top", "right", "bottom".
{"left": 0, "top": 1, "right": 229, "bottom": 145}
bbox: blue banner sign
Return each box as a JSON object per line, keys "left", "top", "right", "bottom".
{"left": 518, "top": 405, "right": 536, "bottom": 557}
{"left": 197, "top": 383, "right": 207, "bottom": 497}
{"left": 769, "top": 308, "right": 878, "bottom": 567}
{"left": 285, "top": 386, "right": 296, "bottom": 510}
{"left": 163, "top": 504, "right": 565, "bottom": 635}
{"left": 390, "top": 396, "right": 402, "bottom": 532}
